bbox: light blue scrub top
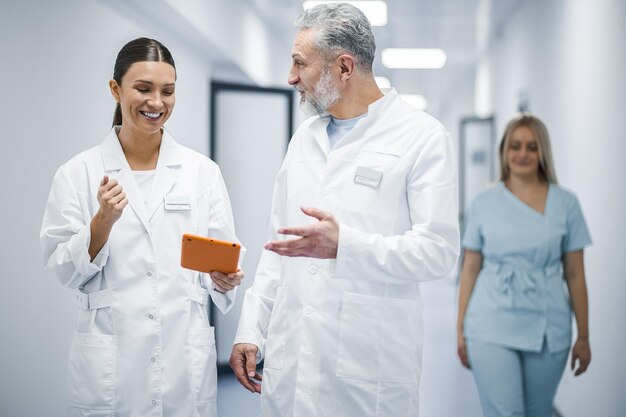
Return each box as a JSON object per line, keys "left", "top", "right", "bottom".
{"left": 326, "top": 113, "right": 367, "bottom": 149}
{"left": 462, "top": 182, "right": 591, "bottom": 353}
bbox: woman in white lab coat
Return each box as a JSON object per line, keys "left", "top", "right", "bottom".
{"left": 40, "top": 38, "right": 244, "bottom": 417}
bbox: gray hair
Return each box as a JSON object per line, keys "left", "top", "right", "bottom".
{"left": 499, "top": 113, "right": 558, "bottom": 183}
{"left": 295, "top": 3, "right": 376, "bottom": 73}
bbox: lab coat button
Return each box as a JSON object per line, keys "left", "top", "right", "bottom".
{"left": 151, "top": 357, "right": 156, "bottom": 362}
{"left": 308, "top": 265, "right": 318, "bottom": 274}
{"left": 152, "top": 400, "right": 157, "bottom": 405}
{"left": 148, "top": 314, "right": 154, "bottom": 320}
{"left": 147, "top": 271, "right": 153, "bottom": 277}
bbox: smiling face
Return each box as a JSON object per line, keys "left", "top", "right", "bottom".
{"left": 110, "top": 61, "right": 176, "bottom": 137}
{"left": 506, "top": 125, "right": 543, "bottom": 179}
{"left": 288, "top": 29, "right": 341, "bottom": 116}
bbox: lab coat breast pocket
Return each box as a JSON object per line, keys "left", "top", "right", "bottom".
{"left": 185, "top": 327, "right": 218, "bottom": 413}
{"left": 67, "top": 332, "right": 116, "bottom": 416}
{"left": 336, "top": 292, "right": 420, "bottom": 384}
{"left": 263, "top": 286, "right": 289, "bottom": 370}
{"left": 347, "top": 150, "right": 404, "bottom": 224}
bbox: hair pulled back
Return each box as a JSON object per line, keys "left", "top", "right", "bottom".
{"left": 111, "top": 37, "right": 176, "bottom": 127}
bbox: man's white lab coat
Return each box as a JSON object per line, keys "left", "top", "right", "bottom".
{"left": 234, "top": 89, "right": 460, "bottom": 417}
{"left": 40, "top": 128, "right": 241, "bottom": 417}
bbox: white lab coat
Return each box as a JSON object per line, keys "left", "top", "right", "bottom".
{"left": 234, "top": 89, "right": 460, "bottom": 417}
{"left": 40, "top": 127, "right": 242, "bottom": 417}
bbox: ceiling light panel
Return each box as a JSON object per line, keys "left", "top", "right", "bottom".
{"left": 382, "top": 48, "right": 447, "bottom": 69}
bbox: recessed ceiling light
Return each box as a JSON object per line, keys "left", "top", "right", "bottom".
{"left": 401, "top": 94, "right": 428, "bottom": 110}
{"left": 302, "top": 1, "right": 388, "bottom": 26}
{"left": 382, "top": 48, "right": 447, "bottom": 69}
{"left": 374, "top": 76, "right": 391, "bottom": 88}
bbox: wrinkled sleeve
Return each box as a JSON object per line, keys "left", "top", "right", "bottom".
{"left": 204, "top": 167, "right": 247, "bottom": 314}
{"left": 461, "top": 197, "right": 483, "bottom": 251}
{"left": 232, "top": 160, "right": 287, "bottom": 361}
{"left": 334, "top": 127, "right": 460, "bottom": 284}
{"left": 563, "top": 194, "right": 592, "bottom": 253}
{"left": 40, "top": 165, "right": 110, "bottom": 289}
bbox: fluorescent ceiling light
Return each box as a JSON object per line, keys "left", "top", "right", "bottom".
{"left": 382, "top": 48, "right": 447, "bottom": 69}
{"left": 401, "top": 94, "right": 428, "bottom": 111}
{"left": 374, "top": 76, "right": 391, "bottom": 88}
{"left": 302, "top": 1, "right": 387, "bottom": 26}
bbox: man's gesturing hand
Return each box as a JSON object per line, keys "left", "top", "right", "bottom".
{"left": 264, "top": 207, "right": 339, "bottom": 259}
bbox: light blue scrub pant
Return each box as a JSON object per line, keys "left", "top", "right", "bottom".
{"left": 466, "top": 338, "right": 569, "bottom": 417}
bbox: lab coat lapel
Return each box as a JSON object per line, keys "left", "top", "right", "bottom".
{"left": 310, "top": 116, "right": 331, "bottom": 158}
{"left": 100, "top": 128, "right": 151, "bottom": 234}
{"left": 146, "top": 130, "right": 182, "bottom": 222}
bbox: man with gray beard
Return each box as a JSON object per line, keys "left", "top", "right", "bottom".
{"left": 230, "top": 3, "right": 460, "bottom": 416}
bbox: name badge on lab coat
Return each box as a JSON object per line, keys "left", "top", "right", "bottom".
{"left": 164, "top": 195, "right": 191, "bottom": 211}
{"left": 354, "top": 166, "right": 383, "bottom": 188}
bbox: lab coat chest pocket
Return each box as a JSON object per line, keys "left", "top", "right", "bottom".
{"left": 349, "top": 150, "right": 404, "bottom": 217}
{"left": 185, "top": 327, "right": 218, "bottom": 411}
{"left": 153, "top": 192, "right": 198, "bottom": 237}
{"left": 337, "top": 292, "right": 420, "bottom": 384}
{"left": 67, "top": 332, "right": 116, "bottom": 415}
{"left": 263, "top": 286, "right": 289, "bottom": 370}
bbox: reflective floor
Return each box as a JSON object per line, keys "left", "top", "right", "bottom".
{"left": 217, "top": 277, "right": 484, "bottom": 417}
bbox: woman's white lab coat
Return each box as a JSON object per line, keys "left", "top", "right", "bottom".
{"left": 234, "top": 90, "right": 459, "bottom": 417}
{"left": 40, "top": 128, "right": 241, "bottom": 417}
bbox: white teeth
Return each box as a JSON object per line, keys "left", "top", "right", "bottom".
{"left": 141, "top": 111, "right": 161, "bottom": 118}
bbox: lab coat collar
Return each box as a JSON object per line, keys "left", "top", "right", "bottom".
{"left": 308, "top": 88, "right": 399, "bottom": 155}
{"left": 99, "top": 127, "right": 183, "bottom": 233}
{"left": 100, "top": 127, "right": 182, "bottom": 170}
{"left": 146, "top": 129, "right": 182, "bottom": 222}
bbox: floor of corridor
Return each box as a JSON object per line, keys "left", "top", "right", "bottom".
{"left": 217, "top": 277, "right": 484, "bottom": 417}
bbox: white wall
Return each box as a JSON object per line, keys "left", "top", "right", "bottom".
{"left": 0, "top": 2, "right": 220, "bottom": 416}
{"left": 481, "top": 0, "right": 626, "bottom": 415}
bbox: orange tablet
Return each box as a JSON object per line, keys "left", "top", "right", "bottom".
{"left": 180, "top": 234, "right": 241, "bottom": 274}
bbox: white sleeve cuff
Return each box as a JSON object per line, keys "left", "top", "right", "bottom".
{"left": 68, "top": 225, "right": 110, "bottom": 277}
{"left": 208, "top": 284, "right": 237, "bottom": 314}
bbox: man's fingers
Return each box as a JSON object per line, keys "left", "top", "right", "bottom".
{"left": 100, "top": 175, "right": 109, "bottom": 186}
{"left": 300, "top": 206, "right": 330, "bottom": 220}
{"left": 265, "top": 237, "right": 309, "bottom": 251}
{"left": 244, "top": 347, "right": 262, "bottom": 393}
{"left": 229, "top": 345, "right": 261, "bottom": 394}
{"left": 277, "top": 225, "right": 311, "bottom": 237}
{"left": 244, "top": 348, "right": 257, "bottom": 377}
{"left": 230, "top": 349, "right": 256, "bottom": 393}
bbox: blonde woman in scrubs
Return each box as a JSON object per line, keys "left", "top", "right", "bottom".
{"left": 456, "top": 114, "right": 591, "bottom": 417}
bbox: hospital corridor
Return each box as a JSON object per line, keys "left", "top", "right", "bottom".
{"left": 1, "top": 1, "right": 624, "bottom": 416}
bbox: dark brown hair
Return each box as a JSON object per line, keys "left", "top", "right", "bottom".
{"left": 112, "top": 38, "right": 176, "bottom": 127}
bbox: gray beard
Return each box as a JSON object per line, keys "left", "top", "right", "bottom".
{"left": 298, "top": 68, "right": 341, "bottom": 116}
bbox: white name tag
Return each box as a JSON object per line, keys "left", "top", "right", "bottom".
{"left": 354, "top": 166, "right": 383, "bottom": 188}
{"left": 164, "top": 195, "right": 191, "bottom": 211}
